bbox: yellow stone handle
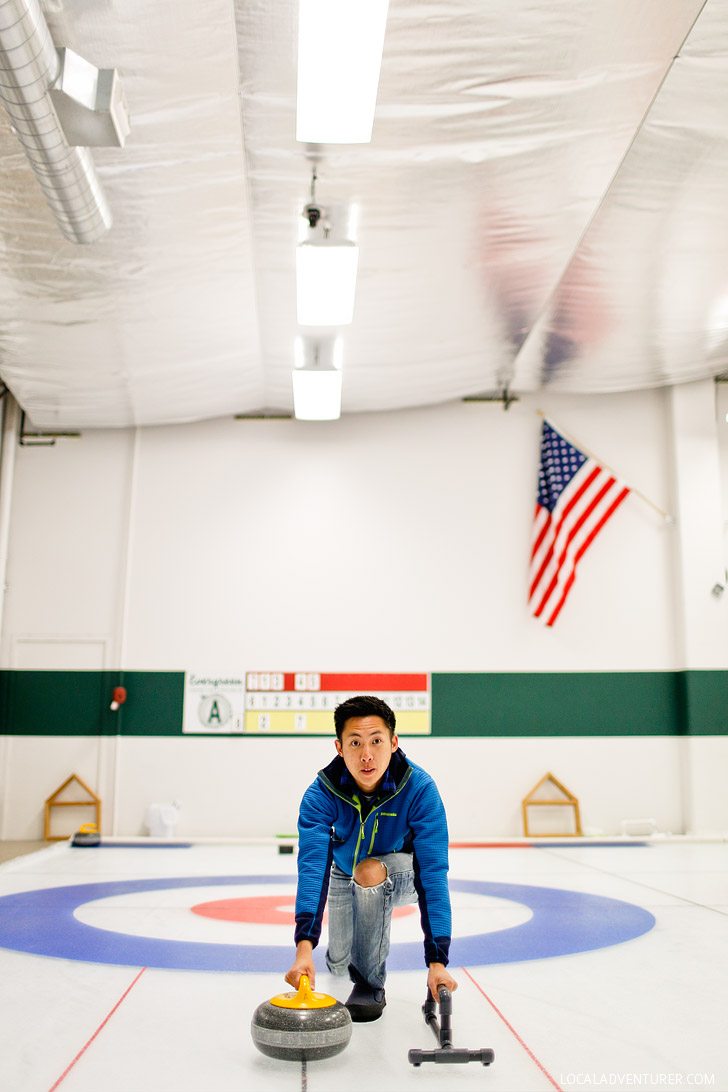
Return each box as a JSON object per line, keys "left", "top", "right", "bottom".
{"left": 295, "top": 974, "right": 314, "bottom": 1005}
{"left": 269, "top": 972, "right": 336, "bottom": 1009}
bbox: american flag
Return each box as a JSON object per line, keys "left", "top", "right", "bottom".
{"left": 529, "top": 420, "right": 630, "bottom": 626}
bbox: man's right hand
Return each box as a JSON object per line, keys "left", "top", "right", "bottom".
{"left": 285, "top": 940, "right": 315, "bottom": 990}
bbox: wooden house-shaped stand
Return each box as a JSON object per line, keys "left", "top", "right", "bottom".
{"left": 522, "top": 772, "right": 582, "bottom": 837}
{"left": 44, "top": 774, "right": 101, "bottom": 841}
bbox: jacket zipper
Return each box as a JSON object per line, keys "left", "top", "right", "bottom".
{"left": 367, "top": 814, "right": 379, "bottom": 855}
{"left": 318, "top": 766, "right": 412, "bottom": 873}
{"left": 353, "top": 806, "right": 365, "bottom": 870}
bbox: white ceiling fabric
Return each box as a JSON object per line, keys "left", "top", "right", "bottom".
{"left": 1, "top": 0, "right": 726, "bottom": 428}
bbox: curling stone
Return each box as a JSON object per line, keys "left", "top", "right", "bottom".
{"left": 71, "top": 823, "right": 100, "bottom": 847}
{"left": 251, "top": 974, "right": 352, "bottom": 1062}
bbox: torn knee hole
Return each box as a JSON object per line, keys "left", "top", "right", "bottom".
{"left": 353, "top": 858, "right": 388, "bottom": 888}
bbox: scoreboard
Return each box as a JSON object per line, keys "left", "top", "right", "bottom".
{"left": 244, "top": 672, "right": 430, "bottom": 735}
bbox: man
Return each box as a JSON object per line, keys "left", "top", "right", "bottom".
{"left": 285, "top": 694, "right": 457, "bottom": 1021}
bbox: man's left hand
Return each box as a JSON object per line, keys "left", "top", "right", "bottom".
{"left": 427, "top": 962, "right": 458, "bottom": 998}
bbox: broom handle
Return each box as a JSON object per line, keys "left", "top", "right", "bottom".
{"left": 424, "top": 986, "right": 454, "bottom": 1048}
{"left": 437, "top": 986, "right": 453, "bottom": 1048}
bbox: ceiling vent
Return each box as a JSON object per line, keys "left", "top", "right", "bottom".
{"left": 0, "top": 0, "right": 128, "bottom": 243}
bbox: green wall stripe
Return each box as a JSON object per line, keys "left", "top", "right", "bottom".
{"left": 0, "top": 670, "right": 114, "bottom": 737}
{"left": 430, "top": 671, "right": 683, "bottom": 737}
{"left": 118, "top": 671, "right": 185, "bottom": 736}
{"left": 0, "top": 670, "right": 725, "bottom": 737}
{"left": 678, "top": 670, "right": 728, "bottom": 736}
{"left": 0, "top": 671, "right": 184, "bottom": 737}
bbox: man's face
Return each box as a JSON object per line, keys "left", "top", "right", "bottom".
{"left": 335, "top": 715, "right": 398, "bottom": 795}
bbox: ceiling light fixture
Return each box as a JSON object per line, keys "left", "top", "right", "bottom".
{"left": 292, "top": 337, "right": 343, "bottom": 420}
{"left": 296, "top": 240, "right": 359, "bottom": 326}
{"left": 296, "top": 171, "right": 359, "bottom": 326}
{"left": 296, "top": 0, "right": 390, "bottom": 144}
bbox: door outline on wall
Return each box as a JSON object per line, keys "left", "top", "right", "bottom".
{"left": 11, "top": 636, "right": 108, "bottom": 670}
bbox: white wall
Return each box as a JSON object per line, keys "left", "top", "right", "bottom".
{"left": 715, "top": 380, "right": 728, "bottom": 577}
{"left": 1, "top": 386, "right": 727, "bottom": 840}
{"left": 111, "top": 735, "right": 686, "bottom": 841}
{"left": 2, "top": 388, "right": 678, "bottom": 671}
{"left": 0, "top": 732, "right": 693, "bottom": 841}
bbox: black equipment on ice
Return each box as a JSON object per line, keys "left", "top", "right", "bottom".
{"left": 408, "top": 985, "right": 494, "bottom": 1067}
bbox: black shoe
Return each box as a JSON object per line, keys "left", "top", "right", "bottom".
{"left": 344, "top": 982, "right": 387, "bottom": 1022}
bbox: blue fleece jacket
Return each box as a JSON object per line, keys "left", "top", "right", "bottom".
{"left": 294, "top": 747, "right": 451, "bottom": 967}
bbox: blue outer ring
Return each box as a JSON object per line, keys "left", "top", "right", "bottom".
{"left": 0, "top": 874, "right": 654, "bottom": 972}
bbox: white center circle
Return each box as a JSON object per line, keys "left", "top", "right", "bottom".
{"left": 73, "top": 884, "right": 531, "bottom": 945}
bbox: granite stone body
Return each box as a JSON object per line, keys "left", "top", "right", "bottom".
{"left": 251, "top": 998, "right": 352, "bottom": 1061}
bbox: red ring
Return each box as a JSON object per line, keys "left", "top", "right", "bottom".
{"left": 191, "top": 894, "right": 416, "bottom": 925}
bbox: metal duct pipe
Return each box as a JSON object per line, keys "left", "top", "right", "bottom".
{"left": 0, "top": 0, "right": 111, "bottom": 243}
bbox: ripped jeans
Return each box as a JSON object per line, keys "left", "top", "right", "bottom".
{"left": 325, "top": 851, "right": 417, "bottom": 990}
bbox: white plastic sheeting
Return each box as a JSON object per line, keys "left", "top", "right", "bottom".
{"left": 1, "top": 0, "right": 727, "bottom": 427}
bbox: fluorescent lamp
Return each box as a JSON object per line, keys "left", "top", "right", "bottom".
{"left": 296, "top": 240, "right": 359, "bottom": 326}
{"left": 293, "top": 337, "right": 343, "bottom": 420}
{"left": 292, "top": 368, "right": 342, "bottom": 420}
{"left": 297, "top": 0, "right": 390, "bottom": 144}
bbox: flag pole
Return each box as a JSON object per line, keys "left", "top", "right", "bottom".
{"left": 536, "top": 410, "right": 673, "bottom": 523}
